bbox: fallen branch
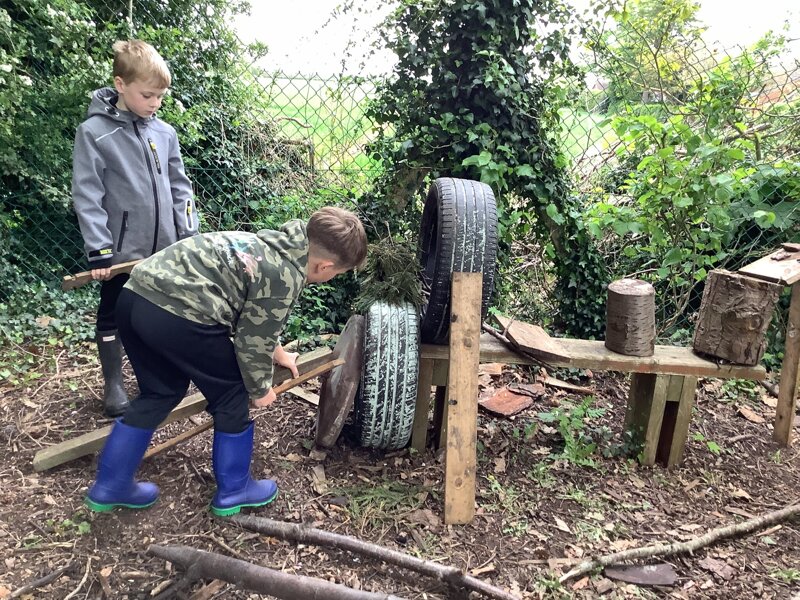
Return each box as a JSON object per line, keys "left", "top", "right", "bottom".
{"left": 144, "top": 358, "right": 343, "bottom": 459}
{"left": 760, "top": 380, "right": 779, "bottom": 398}
{"left": 10, "top": 561, "right": 74, "bottom": 599}
{"left": 148, "top": 544, "right": 406, "bottom": 600}
{"left": 560, "top": 502, "right": 800, "bottom": 583}
{"left": 230, "top": 515, "right": 519, "bottom": 600}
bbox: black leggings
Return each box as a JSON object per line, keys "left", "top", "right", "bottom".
{"left": 116, "top": 289, "right": 250, "bottom": 433}
{"left": 96, "top": 274, "right": 130, "bottom": 332}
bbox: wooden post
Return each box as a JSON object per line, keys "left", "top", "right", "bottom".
{"left": 410, "top": 358, "right": 434, "bottom": 452}
{"left": 775, "top": 283, "right": 800, "bottom": 446}
{"left": 444, "top": 272, "right": 482, "bottom": 525}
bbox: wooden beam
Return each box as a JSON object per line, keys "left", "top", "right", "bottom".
{"left": 775, "top": 283, "right": 800, "bottom": 446}
{"left": 420, "top": 335, "right": 766, "bottom": 380}
{"left": 444, "top": 272, "right": 482, "bottom": 525}
{"left": 32, "top": 347, "right": 335, "bottom": 471}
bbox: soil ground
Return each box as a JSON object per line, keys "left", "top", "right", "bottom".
{"left": 1, "top": 342, "right": 799, "bottom": 599}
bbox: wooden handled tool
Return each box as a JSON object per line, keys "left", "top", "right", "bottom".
{"left": 143, "top": 358, "right": 345, "bottom": 460}
{"left": 61, "top": 259, "right": 143, "bottom": 291}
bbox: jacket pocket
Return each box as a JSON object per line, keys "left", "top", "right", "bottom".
{"left": 116, "top": 211, "right": 129, "bottom": 253}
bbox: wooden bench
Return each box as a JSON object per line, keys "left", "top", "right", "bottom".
{"left": 414, "top": 334, "right": 765, "bottom": 466}
{"left": 412, "top": 274, "right": 766, "bottom": 526}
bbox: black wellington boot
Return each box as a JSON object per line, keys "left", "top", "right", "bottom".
{"left": 96, "top": 330, "right": 130, "bottom": 417}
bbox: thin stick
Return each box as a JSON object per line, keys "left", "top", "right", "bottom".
{"left": 230, "top": 515, "right": 520, "bottom": 600}
{"left": 559, "top": 502, "right": 800, "bottom": 583}
{"left": 10, "top": 561, "right": 74, "bottom": 599}
{"left": 143, "top": 359, "right": 344, "bottom": 459}
{"left": 62, "top": 557, "right": 91, "bottom": 600}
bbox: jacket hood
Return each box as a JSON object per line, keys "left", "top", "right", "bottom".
{"left": 87, "top": 87, "right": 154, "bottom": 125}
{"left": 257, "top": 220, "right": 309, "bottom": 278}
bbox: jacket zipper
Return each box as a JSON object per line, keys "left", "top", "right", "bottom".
{"left": 147, "top": 138, "right": 162, "bottom": 174}
{"left": 134, "top": 122, "right": 160, "bottom": 254}
{"left": 117, "top": 211, "right": 129, "bottom": 252}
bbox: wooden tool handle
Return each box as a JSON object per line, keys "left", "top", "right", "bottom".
{"left": 61, "top": 259, "right": 143, "bottom": 291}
{"left": 143, "top": 358, "right": 345, "bottom": 459}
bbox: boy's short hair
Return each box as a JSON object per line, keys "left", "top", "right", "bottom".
{"left": 307, "top": 207, "right": 367, "bottom": 270}
{"left": 112, "top": 40, "right": 171, "bottom": 88}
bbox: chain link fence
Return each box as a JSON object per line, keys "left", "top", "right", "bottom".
{"left": 1, "top": 0, "right": 798, "bottom": 347}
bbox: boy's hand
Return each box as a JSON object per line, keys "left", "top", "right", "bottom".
{"left": 252, "top": 388, "right": 277, "bottom": 408}
{"left": 273, "top": 344, "right": 300, "bottom": 378}
{"left": 91, "top": 267, "right": 113, "bottom": 281}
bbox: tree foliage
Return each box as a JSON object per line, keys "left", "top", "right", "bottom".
{"left": 364, "top": 0, "right": 610, "bottom": 335}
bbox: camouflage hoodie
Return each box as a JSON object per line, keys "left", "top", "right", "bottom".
{"left": 125, "top": 221, "right": 308, "bottom": 400}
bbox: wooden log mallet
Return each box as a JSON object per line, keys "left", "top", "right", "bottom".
{"left": 143, "top": 358, "right": 345, "bottom": 459}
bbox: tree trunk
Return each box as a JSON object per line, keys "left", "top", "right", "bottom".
{"left": 693, "top": 270, "right": 782, "bottom": 365}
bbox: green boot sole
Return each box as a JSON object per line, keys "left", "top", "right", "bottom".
{"left": 85, "top": 497, "right": 157, "bottom": 512}
{"left": 209, "top": 490, "right": 278, "bottom": 517}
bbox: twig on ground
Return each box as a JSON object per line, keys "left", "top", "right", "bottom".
{"left": 10, "top": 560, "right": 74, "bottom": 599}
{"left": 560, "top": 502, "right": 800, "bottom": 583}
{"left": 62, "top": 557, "right": 91, "bottom": 600}
{"left": 229, "top": 515, "right": 520, "bottom": 600}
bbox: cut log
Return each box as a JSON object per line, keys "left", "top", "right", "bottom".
{"left": 693, "top": 270, "right": 782, "bottom": 366}
{"left": 493, "top": 315, "right": 571, "bottom": 363}
{"left": 604, "top": 279, "right": 656, "bottom": 357}
{"left": 315, "top": 315, "right": 364, "bottom": 448}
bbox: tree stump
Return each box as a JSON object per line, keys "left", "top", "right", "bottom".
{"left": 605, "top": 279, "right": 656, "bottom": 357}
{"left": 693, "top": 270, "right": 782, "bottom": 365}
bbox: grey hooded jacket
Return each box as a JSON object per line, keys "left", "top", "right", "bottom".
{"left": 72, "top": 87, "right": 198, "bottom": 268}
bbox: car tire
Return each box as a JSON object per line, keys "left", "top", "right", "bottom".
{"left": 418, "top": 177, "right": 498, "bottom": 344}
{"left": 355, "top": 301, "right": 419, "bottom": 450}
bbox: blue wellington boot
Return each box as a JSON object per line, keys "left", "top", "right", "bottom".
{"left": 210, "top": 421, "right": 278, "bottom": 517}
{"left": 85, "top": 419, "right": 159, "bottom": 512}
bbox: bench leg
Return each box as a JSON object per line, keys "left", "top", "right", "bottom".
{"left": 411, "top": 358, "right": 435, "bottom": 452}
{"left": 625, "top": 373, "right": 668, "bottom": 466}
{"left": 658, "top": 376, "right": 698, "bottom": 468}
{"left": 626, "top": 374, "right": 697, "bottom": 468}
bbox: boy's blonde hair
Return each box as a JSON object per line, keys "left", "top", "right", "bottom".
{"left": 307, "top": 207, "right": 367, "bottom": 270}
{"left": 112, "top": 40, "right": 171, "bottom": 88}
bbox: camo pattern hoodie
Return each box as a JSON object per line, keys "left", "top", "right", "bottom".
{"left": 125, "top": 221, "right": 308, "bottom": 400}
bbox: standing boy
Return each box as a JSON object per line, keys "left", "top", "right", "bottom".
{"left": 72, "top": 40, "right": 198, "bottom": 417}
{"left": 85, "top": 207, "right": 367, "bottom": 516}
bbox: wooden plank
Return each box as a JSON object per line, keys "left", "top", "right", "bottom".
{"left": 420, "top": 335, "right": 766, "bottom": 380}
{"left": 32, "top": 347, "right": 335, "bottom": 471}
{"left": 640, "top": 375, "right": 669, "bottom": 466}
{"left": 444, "top": 272, "right": 482, "bottom": 525}
{"left": 410, "top": 358, "right": 435, "bottom": 452}
{"left": 739, "top": 248, "right": 800, "bottom": 285}
{"left": 61, "top": 259, "right": 142, "bottom": 291}
{"left": 665, "top": 376, "right": 698, "bottom": 468}
{"left": 775, "top": 283, "right": 800, "bottom": 446}
{"left": 493, "top": 315, "right": 571, "bottom": 363}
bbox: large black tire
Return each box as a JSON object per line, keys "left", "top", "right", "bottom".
{"left": 354, "top": 301, "right": 419, "bottom": 450}
{"left": 418, "top": 178, "right": 498, "bottom": 344}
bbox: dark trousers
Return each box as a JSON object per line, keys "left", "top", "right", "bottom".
{"left": 96, "top": 274, "right": 130, "bottom": 332}
{"left": 116, "top": 289, "right": 250, "bottom": 433}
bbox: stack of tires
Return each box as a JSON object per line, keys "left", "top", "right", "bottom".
{"left": 353, "top": 178, "right": 499, "bottom": 450}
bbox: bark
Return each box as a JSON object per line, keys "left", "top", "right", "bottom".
{"left": 604, "top": 278, "right": 656, "bottom": 357}
{"left": 693, "top": 270, "right": 781, "bottom": 365}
